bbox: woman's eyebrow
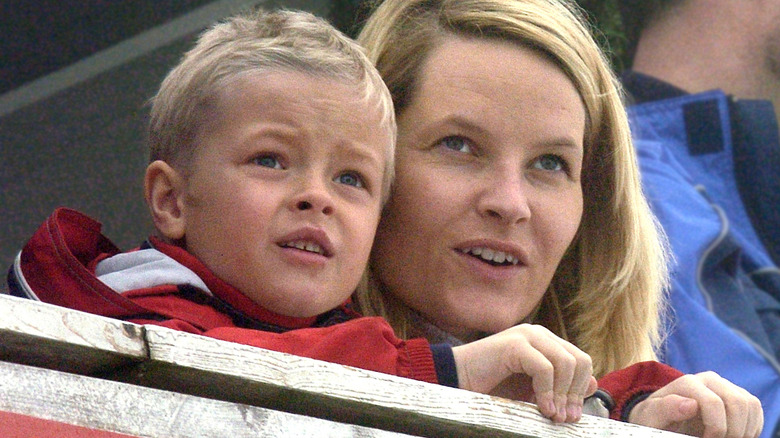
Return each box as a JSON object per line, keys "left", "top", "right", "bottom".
{"left": 434, "top": 114, "right": 490, "bottom": 135}
{"left": 535, "top": 137, "right": 583, "bottom": 150}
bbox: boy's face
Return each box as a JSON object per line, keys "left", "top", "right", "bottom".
{"left": 178, "top": 71, "right": 390, "bottom": 318}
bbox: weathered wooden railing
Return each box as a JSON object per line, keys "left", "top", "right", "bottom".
{"left": 0, "top": 293, "right": 685, "bottom": 437}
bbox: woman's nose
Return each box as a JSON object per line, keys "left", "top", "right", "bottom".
{"left": 477, "top": 174, "right": 531, "bottom": 225}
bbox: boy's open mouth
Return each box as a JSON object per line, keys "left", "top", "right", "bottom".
{"left": 280, "top": 241, "right": 330, "bottom": 257}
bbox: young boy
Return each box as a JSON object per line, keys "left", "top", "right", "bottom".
{"left": 10, "top": 6, "right": 440, "bottom": 373}
{"left": 7, "top": 8, "right": 687, "bottom": 424}
{"left": 9, "top": 8, "right": 437, "bottom": 380}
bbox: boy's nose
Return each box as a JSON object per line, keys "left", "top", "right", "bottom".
{"left": 296, "top": 199, "right": 333, "bottom": 215}
{"left": 291, "top": 178, "right": 335, "bottom": 216}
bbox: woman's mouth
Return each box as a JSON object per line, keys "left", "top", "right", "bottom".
{"left": 458, "top": 247, "right": 520, "bottom": 266}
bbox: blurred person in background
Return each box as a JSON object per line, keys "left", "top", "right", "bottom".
{"left": 617, "top": 1, "right": 780, "bottom": 436}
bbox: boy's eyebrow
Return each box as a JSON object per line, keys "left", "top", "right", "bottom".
{"left": 239, "top": 124, "right": 387, "bottom": 173}
{"left": 337, "top": 142, "right": 385, "bottom": 171}
{"left": 247, "top": 125, "right": 297, "bottom": 140}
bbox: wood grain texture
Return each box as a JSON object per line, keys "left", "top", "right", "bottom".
{"left": 132, "top": 326, "right": 687, "bottom": 438}
{"left": 0, "top": 361, "right": 418, "bottom": 438}
{"left": 0, "top": 294, "right": 688, "bottom": 438}
{"left": 0, "top": 294, "right": 145, "bottom": 373}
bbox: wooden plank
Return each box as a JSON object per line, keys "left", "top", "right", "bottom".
{"left": 0, "top": 294, "right": 146, "bottom": 373}
{"left": 0, "top": 360, "right": 419, "bottom": 438}
{"left": 0, "top": 294, "right": 688, "bottom": 438}
{"left": 128, "top": 325, "right": 687, "bottom": 438}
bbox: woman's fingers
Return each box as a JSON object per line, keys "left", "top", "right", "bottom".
{"left": 630, "top": 393, "right": 701, "bottom": 432}
{"left": 512, "top": 340, "right": 556, "bottom": 418}
{"left": 566, "top": 343, "right": 595, "bottom": 421}
{"left": 507, "top": 324, "right": 593, "bottom": 422}
{"left": 696, "top": 372, "right": 762, "bottom": 438}
{"left": 452, "top": 323, "right": 595, "bottom": 423}
{"left": 630, "top": 371, "right": 763, "bottom": 438}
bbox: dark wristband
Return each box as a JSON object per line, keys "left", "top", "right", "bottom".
{"left": 430, "top": 343, "right": 458, "bottom": 388}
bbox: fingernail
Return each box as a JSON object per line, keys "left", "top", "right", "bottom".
{"left": 567, "top": 403, "right": 581, "bottom": 421}
{"left": 540, "top": 392, "right": 555, "bottom": 417}
{"left": 556, "top": 400, "right": 566, "bottom": 421}
{"left": 545, "top": 399, "right": 556, "bottom": 417}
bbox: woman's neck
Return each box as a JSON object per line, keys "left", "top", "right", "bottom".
{"left": 406, "top": 309, "right": 489, "bottom": 345}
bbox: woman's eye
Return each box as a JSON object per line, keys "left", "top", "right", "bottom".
{"left": 335, "top": 172, "right": 364, "bottom": 188}
{"left": 438, "top": 136, "right": 472, "bottom": 154}
{"left": 534, "top": 154, "right": 567, "bottom": 172}
{"left": 252, "top": 155, "right": 283, "bottom": 169}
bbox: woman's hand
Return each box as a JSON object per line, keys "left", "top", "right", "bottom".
{"left": 628, "top": 371, "right": 763, "bottom": 438}
{"left": 451, "top": 324, "right": 597, "bottom": 423}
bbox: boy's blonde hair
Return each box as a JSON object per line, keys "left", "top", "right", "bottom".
{"left": 356, "top": 0, "right": 670, "bottom": 377}
{"left": 148, "top": 8, "right": 396, "bottom": 199}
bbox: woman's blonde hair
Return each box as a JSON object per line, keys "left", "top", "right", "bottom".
{"left": 148, "top": 8, "right": 396, "bottom": 198}
{"left": 355, "top": 0, "right": 669, "bottom": 377}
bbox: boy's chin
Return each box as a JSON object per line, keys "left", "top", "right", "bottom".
{"left": 254, "top": 293, "right": 349, "bottom": 319}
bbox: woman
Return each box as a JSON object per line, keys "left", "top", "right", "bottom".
{"left": 355, "top": 0, "right": 763, "bottom": 436}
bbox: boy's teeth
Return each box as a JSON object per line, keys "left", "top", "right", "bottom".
{"left": 462, "top": 247, "right": 518, "bottom": 265}
{"left": 286, "top": 241, "right": 324, "bottom": 255}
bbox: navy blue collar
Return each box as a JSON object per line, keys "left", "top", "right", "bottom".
{"left": 621, "top": 71, "right": 688, "bottom": 105}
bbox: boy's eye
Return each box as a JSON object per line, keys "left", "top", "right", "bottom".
{"left": 252, "top": 155, "right": 283, "bottom": 169}
{"left": 438, "top": 136, "right": 472, "bottom": 154}
{"left": 334, "top": 171, "right": 364, "bottom": 188}
{"left": 533, "top": 154, "right": 567, "bottom": 172}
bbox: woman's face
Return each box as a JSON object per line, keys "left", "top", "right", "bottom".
{"left": 371, "top": 36, "right": 585, "bottom": 340}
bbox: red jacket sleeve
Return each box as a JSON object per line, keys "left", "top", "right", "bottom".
{"left": 137, "top": 315, "right": 439, "bottom": 385}
{"left": 597, "top": 361, "right": 684, "bottom": 421}
{"left": 122, "top": 291, "right": 440, "bottom": 384}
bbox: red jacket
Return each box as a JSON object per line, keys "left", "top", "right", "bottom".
{"left": 8, "top": 207, "right": 682, "bottom": 420}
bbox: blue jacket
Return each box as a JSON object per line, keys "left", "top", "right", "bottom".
{"left": 623, "top": 72, "right": 780, "bottom": 437}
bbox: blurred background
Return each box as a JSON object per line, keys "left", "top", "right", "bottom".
{"left": 0, "top": 0, "right": 625, "bottom": 273}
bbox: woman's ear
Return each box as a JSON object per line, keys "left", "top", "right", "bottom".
{"left": 144, "top": 160, "right": 186, "bottom": 240}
